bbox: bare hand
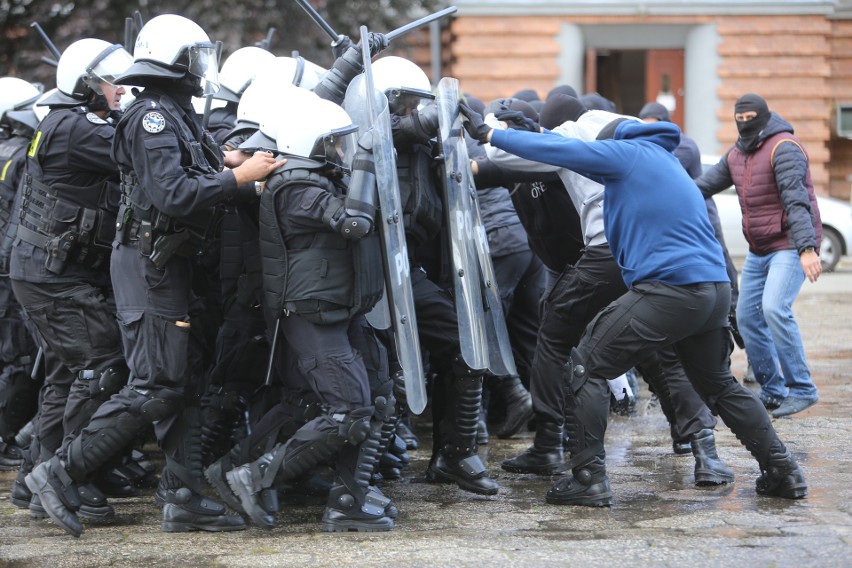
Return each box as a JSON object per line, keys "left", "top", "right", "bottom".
{"left": 800, "top": 249, "right": 821, "bottom": 283}
{"left": 232, "top": 151, "right": 287, "bottom": 185}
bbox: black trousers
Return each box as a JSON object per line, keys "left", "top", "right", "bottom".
{"left": 11, "top": 278, "right": 123, "bottom": 460}
{"left": 571, "top": 281, "right": 786, "bottom": 467}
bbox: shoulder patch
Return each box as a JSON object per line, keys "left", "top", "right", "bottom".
{"left": 142, "top": 111, "right": 166, "bottom": 134}
{"left": 85, "top": 112, "right": 108, "bottom": 125}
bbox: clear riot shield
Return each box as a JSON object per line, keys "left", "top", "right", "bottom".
{"left": 437, "top": 77, "right": 516, "bottom": 376}
{"left": 344, "top": 41, "right": 426, "bottom": 414}
{"left": 469, "top": 182, "right": 518, "bottom": 377}
{"left": 436, "top": 77, "right": 488, "bottom": 372}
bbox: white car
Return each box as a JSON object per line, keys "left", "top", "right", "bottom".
{"left": 701, "top": 155, "right": 852, "bottom": 272}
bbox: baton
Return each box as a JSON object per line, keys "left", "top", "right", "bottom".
{"left": 133, "top": 11, "right": 144, "bottom": 35}
{"left": 124, "top": 17, "right": 134, "bottom": 51}
{"left": 264, "top": 318, "right": 281, "bottom": 387}
{"left": 385, "top": 6, "right": 457, "bottom": 42}
{"left": 292, "top": 0, "right": 340, "bottom": 41}
{"left": 40, "top": 56, "right": 58, "bottom": 68}
{"left": 30, "top": 22, "right": 61, "bottom": 60}
{"left": 30, "top": 347, "right": 43, "bottom": 381}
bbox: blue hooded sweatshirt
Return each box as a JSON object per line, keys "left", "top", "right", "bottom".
{"left": 489, "top": 121, "right": 729, "bottom": 288}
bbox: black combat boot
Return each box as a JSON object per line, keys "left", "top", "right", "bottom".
{"left": 501, "top": 419, "right": 564, "bottom": 474}
{"left": 25, "top": 456, "right": 83, "bottom": 537}
{"left": 0, "top": 440, "right": 24, "bottom": 470}
{"left": 160, "top": 486, "right": 247, "bottom": 532}
{"left": 690, "top": 429, "right": 734, "bottom": 486}
{"left": 426, "top": 375, "right": 499, "bottom": 495}
{"left": 546, "top": 457, "right": 613, "bottom": 507}
{"left": 322, "top": 400, "right": 394, "bottom": 532}
{"left": 493, "top": 376, "right": 534, "bottom": 439}
{"left": 547, "top": 354, "right": 612, "bottom": 507}
{"left": 756, "top": 450, "right": 807, "bottom": 499}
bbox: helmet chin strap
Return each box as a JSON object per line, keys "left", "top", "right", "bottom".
{"left": 87, "top": 92, "right": 109, "bottom": 112}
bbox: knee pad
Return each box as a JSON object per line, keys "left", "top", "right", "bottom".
{"left": 452, "top": 352, "right": 485, "bottom": 378}
{"left": 81, "top": 360, "right": 129, "bottom": 401}
{"left": 126, "top": 387, "right": 184, "bottom": 424}
{"left": 333, "top": 406, "right": 374, "bottom": 445}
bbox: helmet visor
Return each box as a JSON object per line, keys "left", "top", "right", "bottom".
{"left": 85, "top": 45, "right": 134, "bottom": 94}
{"left": 188, "top": 44, "right": 220, "bottom": 96}
{"left": 314, "top": 124, "right": 358, "bottom": 170}
{"left": 388, "top": 88, "right": 434, "bottom": 116}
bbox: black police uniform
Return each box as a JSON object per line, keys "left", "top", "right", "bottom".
{"left": 389, "top": 102, "right": 499, "bottom": 495}
{"left": 9, "top": 106, "right": 126, "bottom": 464}
{"left": 48, "top": 88, "right": 254, "bottom": 533}
{"left": 0, "top": 129, "right": 40, "bottom": 467}
{"left": 218, "top": 161, "right": 394, "bottom": 532}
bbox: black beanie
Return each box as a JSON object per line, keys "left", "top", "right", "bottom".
{"left": 511, "top": 89, "right": 541, "bottom": 103}
{"left": 484, "top": 97, "right": 539, "bottom": 122}
{"left": 580, "top": 93, "right": 616, "bottom": 112}
{"left": 596, "top": 117, "right": 631, "bottom": 141}
{"left": 638, "top": 101, "right": 670, "bottom": 122}
{"left": 539, "top": 94, "right": 587, "bottom": 129}
{"left": 546, "top": 84, "right": 578, "bottom": 101}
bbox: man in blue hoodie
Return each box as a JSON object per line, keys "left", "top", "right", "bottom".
{"left": 460, "top": 107, "right": 808, "bottom": 505}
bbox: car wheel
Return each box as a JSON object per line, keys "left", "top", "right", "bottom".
{"left": 819, "top": 227, "right": 843, "bottom": 272}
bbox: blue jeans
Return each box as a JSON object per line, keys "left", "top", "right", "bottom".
{"left": 736, "top": 250, "right": 817, "bottom": 400}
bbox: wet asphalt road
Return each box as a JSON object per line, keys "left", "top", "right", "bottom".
{"left": 1, "top": 260, "right": 851, "bottom": 567}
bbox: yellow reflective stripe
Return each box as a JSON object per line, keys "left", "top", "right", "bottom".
{"left": 0, "top": 160, "right": 11, "bottom": 181}
{"left": 27, "top": 131, "right": 42, "bottom": 158}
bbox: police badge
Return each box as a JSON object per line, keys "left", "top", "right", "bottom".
{"left": 142, "top": 111, "right": 166, "bottom": 133}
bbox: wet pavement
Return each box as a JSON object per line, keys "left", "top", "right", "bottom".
{"left": 1, "top": 262, "right": 851, "bottom": 567}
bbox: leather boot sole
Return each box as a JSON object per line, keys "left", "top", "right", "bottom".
{"left": 225, "top": 467, "right": 275, "bottom": 529}
{"left": 320, "top": 508, "right": 393, "bottom": 532}
{"left": 204, "top": 460, "right": 245, "bottom": 514}
{"left": 545, "top": 483, "right": 613, "bottom": 507}
{"left": 25, "top": 464, "right": 82, "bottom": 537}
{"left": 695, "top": 468, "right": 735, "bottom": 486}
{"left": 160, "top": 504, "right": 247, "bottom": 533}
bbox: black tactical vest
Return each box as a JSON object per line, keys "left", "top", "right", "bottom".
{"left": 258, "top": 167, "right": 383, "bottom": 324}
{"left": 16, "top": 109, "right": 118, "bottom": 273}
{"left": 0, "top": 135, "right": 28, "bottom": 241}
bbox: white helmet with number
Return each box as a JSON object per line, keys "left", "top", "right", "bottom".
{"left": 117, "top": 14, "right": 220, "bottom": 96}
{"left": 371, "top": 56, "right": 434, "bottom": 113}
{"left": 214, "top": 46, "right": 276, "bottom": 103}
{"left": 41, "top": 39, "right": 133, "bottom": 107}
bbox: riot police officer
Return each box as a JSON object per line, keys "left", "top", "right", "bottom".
{"left": 24, "top": 14, "right": 283, "bottom": 537}
{"left": 213, "top": 87, "right": 395, "bottom": 532}
{"left": 0, "top": 77, "right": 42, "bottom": 470}
{"left": 371, "top": 56, "right": 499, "bottom": 495}
{"left": 9, "top": 39, "right": 135, "bottom": 521}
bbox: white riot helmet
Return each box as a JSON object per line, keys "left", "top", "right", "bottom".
{"left": 371, "top": 56, "right": 434, "bottom": 114}
{"left": 42, "top": 39, "right": 133, "bottom": 107}
{"left": 269, "top": 90, "right": 357, "bottom": 170}
{"left": 257, "top": 56, "right": 327, "bottom": 91}
{"left": 239, "top": 84, "right": 317, "bottom": 153}
{"left": 0, "top": 77, "right": 41, "bottom": 123}
{"left": 118, "top": 14, "right": 220, "bottom": 96}
{"left": 214, "top": 46, "right": 276, "bottom": 103}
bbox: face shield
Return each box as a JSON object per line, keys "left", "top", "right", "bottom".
{"left": 387, "top": 87, "right": 435, "bottom": 116}
{"left": 84, "top": 45, "right": 133, "bottom": 95}
{"left": 185, "top": 43, "right": 220, "bottom": 96}
{"left": 314, "top": 124, "right": 358, "bottom": 171}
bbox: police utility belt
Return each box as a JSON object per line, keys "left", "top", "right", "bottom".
{"left": 115, "top": 174, "right": 219, "bottom": 270}
{"left": 16, "top": 175, "right": 114, "bottom": 273}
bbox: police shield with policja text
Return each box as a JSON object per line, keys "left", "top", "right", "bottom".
{"left": 343, "top": 29, "right": 426, "bottom": 415}
{"left": 436, "top": 77, "right": 516, "bottom": 376}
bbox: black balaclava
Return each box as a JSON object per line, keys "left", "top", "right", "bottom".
{"left": 539, "top": 94, "right": 587, "bottom": 130}
{"left": 734, "top": 93, "right": 770, "bottom": 152}
{"left": 596, "top": 117, "right": 631, "bottom": 141}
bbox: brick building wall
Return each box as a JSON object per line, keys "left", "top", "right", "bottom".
{"left": 442, "top": 12, "right": 845, "bottom": 198}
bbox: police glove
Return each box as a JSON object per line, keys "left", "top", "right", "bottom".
{"left": 332, "top": 35, "right": 354, "bottom": 59}
{"left": 366, "top": 32, "right": 389, "bottom": 57}
{"left": 494, "top": 109, "right": 540, "bottom": 133}
{"left": 459, "top": 102, "right": 492, "bottom": 144}
{"left": 413, "top": 103, "right": 440, "bottom": 136}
